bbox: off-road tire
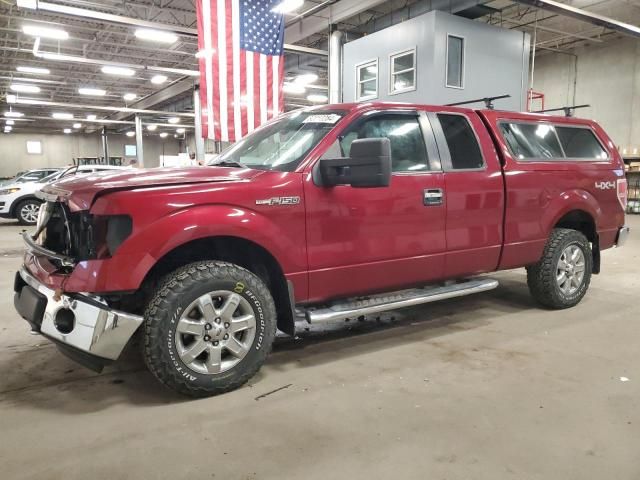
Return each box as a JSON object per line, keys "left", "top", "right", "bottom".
{"left": 143, "top": 261, "right": 277, "bottom": 397}
{"left": 526, "top": 228, "right": 592, "bottom": 309}
{"left": 15, "top": 199, "right": 41, "bottom": 226}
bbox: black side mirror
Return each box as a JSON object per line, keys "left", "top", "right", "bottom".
{"left": 317, "top": 137, "right": 392, "bottom": 188}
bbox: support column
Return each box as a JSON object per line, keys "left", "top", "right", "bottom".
{"left": 101, "top": 126, "right": 109, "bottom": 164}
{"left": 135, "top": 115, "right": 144, "bottom": 167}
{"left": 193, "top": 86, "right": 205, "bottom": 163}
{"left": 328, "top": 29, "right": 344, "bottom": 104}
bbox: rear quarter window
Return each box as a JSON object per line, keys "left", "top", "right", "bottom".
{"left": 555, "top": 126, "right": 608, "bottom": 159}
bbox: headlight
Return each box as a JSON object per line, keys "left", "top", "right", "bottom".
{"left": 0, "top": 187, "right": 20, "bottom": 195}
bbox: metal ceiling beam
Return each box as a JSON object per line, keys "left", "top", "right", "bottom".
{"left": 19, "top": 1, "right": 327, "bottom": 56}
{"left": 11, "top": 97, "right": 195, "bottom": 117}
{"left": 511, "top": 0, "right": 640, "bottom": 38}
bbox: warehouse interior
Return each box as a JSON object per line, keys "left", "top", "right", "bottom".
{"left": 1, "top": 1, "right": 639, "bottom": 478}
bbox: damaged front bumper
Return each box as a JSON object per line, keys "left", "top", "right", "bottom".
{"left": 14, "top": 266, "right": 143, "bottom": 372}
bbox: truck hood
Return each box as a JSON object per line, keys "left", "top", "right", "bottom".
{"left": 40, "top": 166, "right": 262, "bottom": 211}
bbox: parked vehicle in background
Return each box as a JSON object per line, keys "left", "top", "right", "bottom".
{"left": 0, "top": 165, "right": 128, "bottom": 225}
{"left": 0, "top": 168, "right": 61, "bottom": 187}
{"left": 14, "top": 103, "right": 629, "bottom": 397}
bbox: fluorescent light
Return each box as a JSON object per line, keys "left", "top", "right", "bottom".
{"left": 4, "top": 111, "right": 23, "bottom": 118}
{"left": 86, "top": 114, "right": 97, "bottom": 121}
{"left": 307, "top": 94, "right": 328, "bottom": 103}
{"left": 73, "top": 123, "right": 82, "bottom": 129}
{"left": 195, "top": 49, "right": 216, "bottom": 58}
{"left": 52, "top": 112, "right": 73, "bottom": 120}
{"left": 4, "top": 126, "right": 12, "bottom": 132}
{"left": 147, "top": 125, "right": 157, "bottom": 131}
{"left": 135, "top": 28, "right": 178, "bottom": 44}
{"left": 294, "top": 73, "right": 318, "bottom": 85}
{"left": 123, "top": 93, "right": 137, "bottom": 101}
{"left": 78, "top": 87, "right": 106, "bottom": 96}
{"left": 126, "top": 131, "right": 135, "bottom": 137}
{"left": 6, "top": 94, "right": 17, "bottom": 104}
{"left": 168, "top": 117, "right": 180, "bottom": 124}
{"left": 272, "top": 0, "right": 304, "bottom": 13}
{"left": 17, "top": 66, "right": 50, "bottom": 75}
{"left": 101, "top": 65, "right": 135, "bottom": 76}
{"left": 283, "top": 82, "right": 305, "bottom": 94}
{"left": 22, "top": 25, "right": 69, "bottom": 40}
{"left": 63, "top": 128, "right": 71, "bottom": 134}
{"left": 159, "top": 132, "right": 169, "bottom": 138}
{"left": 10, "top": 84, "right": 40, "bottom": 93}
{"left": 17, "top": 0, "right": 37, "bottom": 8}
{"left": 151, "top": 74, "right": 168, "bottom": 84}
{"left": 176, "top": 128, "right": 185, "bottom": 134}
{"left": 6, "top": 120, "right": 14, "bottom": 125}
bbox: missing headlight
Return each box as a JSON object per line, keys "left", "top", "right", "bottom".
{"left": 105, "top": 215, "right": 133, "bottom": 256}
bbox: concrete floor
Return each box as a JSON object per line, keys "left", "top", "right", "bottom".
{"left": 0, "top": 217, "right": 638, "bottom": 480}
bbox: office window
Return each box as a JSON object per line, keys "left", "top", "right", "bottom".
{"left": 499, "top": 123, "right": 565, "bottom": 160}
{"left": 446, "top": 35, "right": 464, "bottom": 88}
{"left": 555, "top": 126, "right": 608, "bottom": 159}
{"left": 125, "top": 145, "right": 137, "bottom": 156}
{"left": 356, "top": 59, "right": 378, "bottom": 101}
{"left": 26, "top": 140, "right": 42, "bottom": 155}
{"left": 390, "top": 49, "right": 416, "bottom": 94}
{"left": 437, "top": 114, "right": 484, "bottom": 169}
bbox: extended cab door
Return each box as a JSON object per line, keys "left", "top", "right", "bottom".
{"left": 427, "top": 110, "right": 505, "bottom": 277}
{"left": 304, "top": 109, "right": 447, "bottom": 303}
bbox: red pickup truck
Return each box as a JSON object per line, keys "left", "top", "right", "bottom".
{"left": 14, "top": 103, "right": 629, "bottom": 397}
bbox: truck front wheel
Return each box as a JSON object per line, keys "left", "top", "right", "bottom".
{"left": 526, "top": 228, "right": 593, "bottom": 309}
{"left": 143, "top": 261, "right": 277, "bottom": 397}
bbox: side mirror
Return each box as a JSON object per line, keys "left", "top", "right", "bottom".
{"left": 317, "top": 138, "right": 392, "bottom": 188}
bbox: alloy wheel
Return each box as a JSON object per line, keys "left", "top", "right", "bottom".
{"left": 556, "top": 244, "right": 586, "bottom": 296}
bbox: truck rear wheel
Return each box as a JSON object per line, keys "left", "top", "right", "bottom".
{"left": 143, "top": 261, "right": 277, "bottom": 397}
{"left": 526, "top": 228, "right": 592, "bottom": 309}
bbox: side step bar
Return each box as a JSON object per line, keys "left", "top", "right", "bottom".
{"left": 305, "top": 278, "right": 499, "bottom": 323}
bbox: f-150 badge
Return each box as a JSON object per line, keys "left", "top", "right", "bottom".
{"left": 255, "top": 196, "right": 301, "bottom": 206}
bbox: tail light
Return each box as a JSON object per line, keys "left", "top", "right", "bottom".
{"left": 617, "top": 178, "right": 628, "bottom": 211}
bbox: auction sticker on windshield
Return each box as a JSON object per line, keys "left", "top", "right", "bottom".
{"left": 302, "top": 114, "right": 342, "bottom": 124}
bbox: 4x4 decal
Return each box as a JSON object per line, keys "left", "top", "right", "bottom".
{"left": 594, "top": 181, "right": 616, "bottom": 190}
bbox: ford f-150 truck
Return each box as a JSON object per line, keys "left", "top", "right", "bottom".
{"left": 14, "top": 103, "right": 630, "bottom": 397}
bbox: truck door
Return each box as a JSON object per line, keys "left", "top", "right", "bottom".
{"left": 304, "top": 110, "right": 447, "bottom": 303}
{"left": 427, "top": 110, "right": 505, "bottom": 277}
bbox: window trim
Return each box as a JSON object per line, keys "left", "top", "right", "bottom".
{"left": 428, "top": 111, "right": 486, "bottom": 172}
{"left": 498, "top": 120, "right": 611, "bottom": 162}
{"left": 355, "top": 58, "right": 379, "bottom": 102}
{"left": 388, "top": 47, "right": 417, "bottom": 96}
{"left": 445, "top": 34, "right": 465, "bottom": 90}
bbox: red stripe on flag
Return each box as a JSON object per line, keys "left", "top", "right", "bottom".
{"left": 253, "top": 53, "right": 261, "bottom": 130}
{"left": 210, "top": 0, "right": 219, "bottom": 141}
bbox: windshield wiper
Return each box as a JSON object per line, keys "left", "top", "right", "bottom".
{"left": 211, "top": 160, "right": 245, "bottom": 168}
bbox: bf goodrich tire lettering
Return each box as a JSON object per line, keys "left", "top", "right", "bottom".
{"left": 526, "top": 228, "right": 593, "bottom": 309}
{"left": 143, "top": 261, "right": 277, "bottom": 397}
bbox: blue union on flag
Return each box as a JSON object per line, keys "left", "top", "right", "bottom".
{"left": 196, "top": 0, "right": 286, "bottom": 142}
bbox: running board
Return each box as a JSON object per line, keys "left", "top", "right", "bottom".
{"left": 305, "top": 278, "right": 499, "bottom": 323}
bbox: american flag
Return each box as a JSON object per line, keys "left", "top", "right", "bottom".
{"left": 196, "top": 0, "right": 285, "bottom": 142}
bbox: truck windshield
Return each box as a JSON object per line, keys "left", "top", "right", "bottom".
{"left": 209, "top": 110, "right": 345, "bottom": 171}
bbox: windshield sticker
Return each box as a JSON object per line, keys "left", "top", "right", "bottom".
{"left": 302, "top": 114, "right": 341, "bottom": 124}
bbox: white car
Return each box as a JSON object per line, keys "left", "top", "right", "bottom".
{"left": 0, "top": 165, "right": 129, "bottom": 225}
{"left": 0, "top": 168, "right": 62, "bottom": 187}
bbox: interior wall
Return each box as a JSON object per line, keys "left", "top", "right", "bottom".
{"left": 532, "top": 37, "right": 640, "bottom": 153}
{"left": 0, "top": 132, "right": 180, "bottom": 177}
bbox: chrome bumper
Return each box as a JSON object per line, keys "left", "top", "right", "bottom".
{"left": 616, "top": 225, "right": 630, "bottom": 247}
{"left": 16, "top": 266, "right": 143, "bottom": 361}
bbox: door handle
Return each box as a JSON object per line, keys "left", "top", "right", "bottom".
{"left": 423, "top": 188, "right": 444, "bottom": 206}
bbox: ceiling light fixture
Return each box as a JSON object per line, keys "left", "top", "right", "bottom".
{"left": 63, "top": 128, "right": 71, "bottom": 134}
{"left": 101, "top": 65, "right": 136, "bottom": 76}
{"left": 123, "top": 93, "right": 137, "bottom": 101}
{"left": 147, "top": 125, "right": 157, "bottom": 131}
{"left": 73, "top": 123, "right": 82, "bottom": 129}
{"left": 52, "top": 112, "right": 73, "bottom": 120}
{"left": 4, "top": 111, "right": 24, "bottom": 118}
{"left": 307, "top": 93, "right": 328, "bottom": 103}
{"left": 135, "top": 28, "right": 178, "bottom": 44}
{"left": 150, "top": 74, "right": 168, "bottom": 85}
{"left": 6, "top": 94, "right": 17, "bottom": 104}
{"left": 176, "top": 128, "right": 186, "bottom": 134}
{"left": 195, "top": 49, "right": 216, "bottom": 59}
{"left": 168, "top": 117, "right": 180, "bottom": 124}
{"left": 272, "top": 0, "right": 304, "bottom": 13}
{"left": 78, "top": 87, "right": 106, "bottom": 96}
{"left": 10, "top": 84, "right": 41, "bottom": 93}
{"left": 126, "top": 131, "right": 135, "bottom": 137}
{"left": 17, "top": 66, "right": 50, "bottom": 75}
{"left": 6, "top": 120, "right": 15, "bottom": 125}
{"left": 294, "top": 73, "right": 319, "bottom": 85}
{"left": 159, "top": 132, "right": 169, "bottom": 138}
{"left": 282, "top": 82, "right": 305, "bottom": 94}
{"left": 22, "top": 25, "right": 69, "bottom": 40}
{"left": 87, "top": 114, "right": 97, "bottom": 121}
